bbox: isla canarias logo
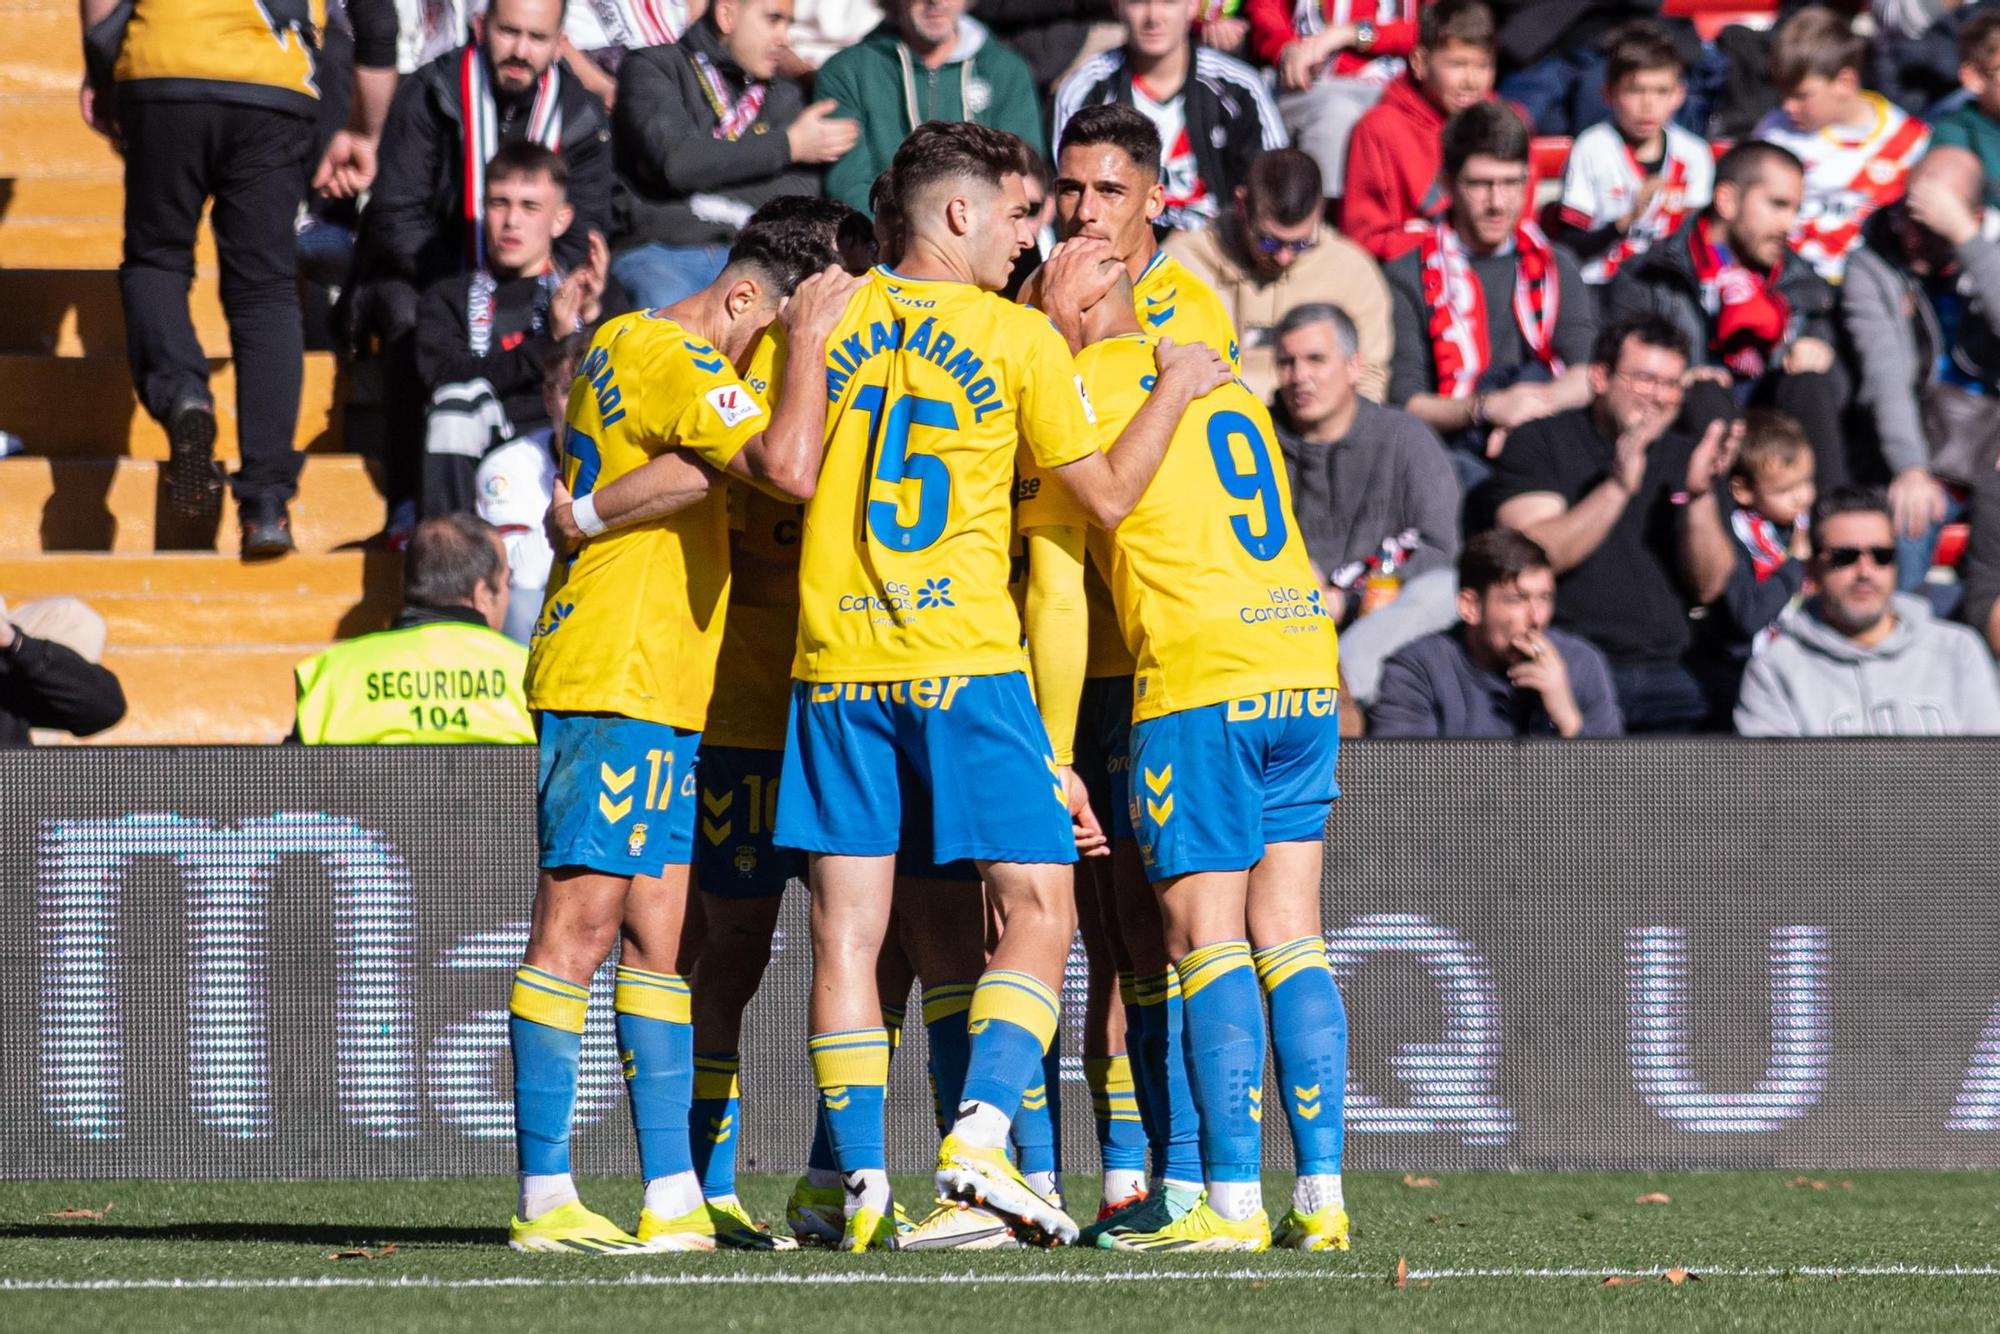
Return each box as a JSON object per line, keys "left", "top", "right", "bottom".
{"left": 916, "top": 577, "right": 955, "bottom": 609}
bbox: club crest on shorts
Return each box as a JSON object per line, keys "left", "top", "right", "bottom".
{"left": 627, "top": 823, "right": 649, "bottom": 858}
{"left": 734, "top": 845, "right": 758, "bottom": 878}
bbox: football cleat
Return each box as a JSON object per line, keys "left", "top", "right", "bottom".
{"left": 841, "top": 1204, "right": 898, "bottom": 1252}
{"left": 508, "top": 1200, "right": 650, "bottom": 1255}
{"left": 708, "top": 1197, "right": 799, "bottom": 1251}
{"left": 899, "top": 1199, "right": 1023, "bottom": 1251}
{"left": 1107, "top": 1199, "right": 1270, "bottom": 1253}
{"left": 1098, "top": 1188, "right": 1148, "bottom": 1222}
{"left": 1088, "top": 1180, "right": 1202, "bottom": 1249}
{"left": 636, "top": 1203, "right": 719, "bottom": 1252}
{"left": 1273, "top": 1204, "right": 1351, "bottom": 1252}
{"left": 934, "top": 1133, "right": 1077, "bottom": 1246}
{"left": 787, "top": 1177, "right": 845, "bottom": 1246}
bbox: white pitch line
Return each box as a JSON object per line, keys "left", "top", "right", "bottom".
{"left": 6, "top": 1265, "right": 2000, "bottom": 1293}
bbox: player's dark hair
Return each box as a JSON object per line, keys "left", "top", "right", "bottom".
{"left": 724, "top": 216, "right": 841, "bottom": 300}
{"left": 1058, "top": 103, "right": 1163, "bottom": 179}
{"left": 1590, "top": 312, "right": 1689, "bottom": 370}
{"left": 1769, "top": 6, "right": 1865, "bottom": 88}
{"left": 1962, "top": 8, "right": 2000, "bottom": 67}
{"left": 405, "top": 512, "right": 505, "bottom": 609}
{"left": 1460, "top": 528, "right": 1552, "bottom": 595}
{"left": 1604, "top": 20, "right": 1686, "bottom": 85}
{"left": 748, "top": 193, "right": 877, "bottom": 275}
{"left": 1243, "top": 149, "right": 1322, "bottom": 225}
{"left": 1419, "top": 0, "right": 1495, "bottom": 53}
{"left": 1809, "top": 486, "right": 1894, "bottom": 556}
{"left": 890, "top": 120, "right": 1033, "bottom": 209}
{"left": 1713, "top": 139, "right": 1804, "bottom": 199}
{"left": 1441, "top": 101, "right": 1528, "bottom": 178}
{"left": 1734, "top": 409, "right": 1812, "bottom": 483}
{"left": 485, "top": 140, "right": 568, "bottom": 195}
{"left": 870, "top": 169, "right": 903, "bottom": 266}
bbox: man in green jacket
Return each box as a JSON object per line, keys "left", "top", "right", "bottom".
{"left": 818, "top": 0, "right": 1047, "bottom": 213}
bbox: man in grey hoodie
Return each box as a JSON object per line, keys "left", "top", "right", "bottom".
{"left": 1735, "top": 487, "right": 2000, "bottom": 736}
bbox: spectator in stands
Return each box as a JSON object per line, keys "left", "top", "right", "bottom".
{"left": 1842, "top": 145, "right": 2000, "bottom": 596}
{"left": 1756, "top": 7, "right": 1930, "bottom": 285}
{"left": 1250, "top": 0, "right": 1420, "bottom": 206}
{"left": 1386, "top": 102, "right": 1593, "bottom": 487}
{"left": 1273, "top": 303, "right": 1461, "bottom": 708}
{"left": 477, "top": 332, "right": 585, "bottom": 647}
{"left": 101, "top": 0, "right": 377, "bottom": 555}
{"left": 1932, "top": 10, "right": 2000, "bottom": 208}
{"left": 1735, "top": 488, "right": 2000, "bottom": 735}
{"left": 418, "top": 144, "right": 612, "bottom": 516}
{"left": 292, "top": 513, "right": 535, "bottom": 744}
{"left": 1485, "top": 314, "right": 1715, "bottom": 733}
{"left": 0, "top": 597, "right": 126, "bottom": 746}
{"left": 1553, "top": 21, "right": 1715, "bottom": 288}
{"left": 1867, "top": 0, "right": 1976, "bottom": 118}
{"left": 1606, "top": 142, "right": 1847, "bottom": 488}
{"left": 787, "top": 0, "right": 889, "bottom": 74}
{"left": 1487, "top": 0, "right": 1654, "bottom": 138}
{"left": 1165, "top": 148, "right": 1392, "bottom": 399}
{"left": 976, "top": 0, "right": 1121, "bottom": 91}
{"left": 1958, "top": 461, "right": 2000, "bottom": 656}
{"left": 610, "top": 0, "right": 855, "bottom": 309}
{"left": 1051, "top": 0, "right": 1287, "bottom": 233}
{"left": 1369, "top": 528, "right": 1623, "bottom": 736}
{"left": 352, "top": 0, "right": 613, "bottom": 535}
{"left": 818, "top": 0, "right": 1045, "bottom": 213}
{"left": 1341, "top": 0, "right": 1497, "bottom": 260}
{"left": 558, "top": 0, "right": 689, "bottom": 109}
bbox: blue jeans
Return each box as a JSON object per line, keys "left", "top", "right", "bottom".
{"left": 610, "top": 242, "right": 731, "bottom": 311}
{"left": 1609, "top": 661, "right": 1711, "bottom": 734}
{"left": 1499, "top": 51, "right": 1610, "bottom": 139}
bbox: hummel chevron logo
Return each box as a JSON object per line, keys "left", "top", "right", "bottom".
{"left": 600, "top": 763, "right": 636, "bottom": 794}
{"left": 598, "top": 793, "right": 632, "bottom": 822}
{"left": 702, "top": 787, "right": 734, "bottom": 816}
{"left": 1144, "top": 765, "right": 1172, "bottom": 795}
{"left": 701, "top": 818, "right": 730, "bottom": 845}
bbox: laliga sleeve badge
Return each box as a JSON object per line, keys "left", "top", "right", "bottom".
{"left": 705, "top": 383, "right": 765, "bottom": 428}
{"left": 627, "top": 823, "right": 650, "bottom": 859}
{"left": 1073, "top": 374, "right": 1098, "bottom": 425}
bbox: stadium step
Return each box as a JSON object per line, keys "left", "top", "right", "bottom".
{"left": 0, "top": 268, "right": 230, "bottom": 358}
{"left": 1, "top": 9, "right": 85, "bottom": 95}
{"left": 0, "top": 94, "right": 122, "bottom": 180}
{"left": 0, "top": 215, "right": 216, "bottom": 270}
{"left": 0, "top": 352, "right": 344, "bottom": 457}
{"left": 90, "top": 645, "right": 328, "bottom": 743}
{"left": 0, "top": 456, "right": 387, "bottom": 555}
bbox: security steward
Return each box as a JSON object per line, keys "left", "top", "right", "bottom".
{"left": 293, "top": 513, "right": 535, "bottom": 744}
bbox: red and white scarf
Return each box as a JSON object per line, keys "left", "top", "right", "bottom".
{"left": 1687, "top": 215, "right": 1792, "bottom": 381}
{"left": 460, "top": 44, "right": 565, "bottom": 270}
{"left": 689, "top": 48, "right": 767, "bottom": 141}
{"left": 1730, "top": 506, "right": 1796, "bottom": 584}
{"left": 1417, "top": 218, "right": 1562, "bottom": 400}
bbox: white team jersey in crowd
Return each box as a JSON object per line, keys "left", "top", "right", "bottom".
{"left": 476, "top": 436, "right": 557, "bottom": 646}
{"left": 1557, "top": 121, "right": 1715, "bottom": 285}
{"left": 1755, "top": 91, "right": 1930, "bottom": 283}
{"left": 399, "top": 0, "right": 685, "bottom": 70}
{"left": 1131, "top": 80, "right": 1214, "bottom": 229}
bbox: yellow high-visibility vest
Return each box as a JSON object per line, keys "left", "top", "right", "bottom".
{"left": 294, "top": 619, "right": 534, "bottom": 745}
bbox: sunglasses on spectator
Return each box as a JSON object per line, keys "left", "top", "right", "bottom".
{"left": 1821, "top": 546, "right": 1897, "bottom": 569}
{"left": 1252, "top": 231, "right": 1318, "bottom": 258}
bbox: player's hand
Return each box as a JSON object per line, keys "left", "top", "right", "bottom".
{"left": 545, "top": 476, "right": 585, "bottom": 557}
{"left": 1610, "top": 423, "right": 1652, "bottom": 496}
{"left": 1063, "top": 766, "right": 1110, "bottom": 858}
{"left": 1618, "top": 177, "right": 1662, "bottom": 233}
{"left": 550, "top": 271, "right": 589, "bottom": 335}
{"left": 574, "top": 230, "right": 611, "bottom": 325}
{"left": 1039, "top": 236, "right": 1121, "bottom": 340}
{"left": 79, "top": 78, "right": 118, "bottom": 142}
{"left": 1507, "top": 631, "right": 1583, "bottom": 736}
{"left": 780, "top": 265, "right": 864, "bottom": 346}
{"left": 313, "top": 129, "right": 378, "bottom": 199}
{"left": 1783, "top": 336, "right": 1835, "bottom": 376}
{"left": 1683, "top": 364, "right": 1734, "bottom": 389}
{"left": 1152, "top": 336, "right": 1231, "bottom": 397}
{"left": 1278, "top": 39, "right": 1321, "bottom": 91}
{"left": 787, "top": 100, "right": 861, "bottom": 165}
{"left": 1481, "top": 382, "right": 1557, "bottom": 430}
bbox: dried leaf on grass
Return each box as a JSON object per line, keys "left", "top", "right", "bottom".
{"left": 1601, "top": 1275, "right": 1644, "bottom": 1287}
{"left": 1601, "top": 1269, "right": 1700, "bottom": 1287}
{"left": 1634, "top": 1192, "right": 1672, "bottom": 1205}
{"left": 1787, "top": 1177, "right": 1829, "bottom": 1191}
{"left": 1662, "top": 1268, "right": 1699, "bottom": 1285}
{"left": 45, "top": 1203, "right": 112, "bottom": 1219}
{"left": 1401, "top": 1174, "right": 1441, "bottom": 1188}
{"left": 1393, "top": 1256, "right": 1409, "bottom": 1290}
{"left": 326, "top": 1244, "right": 399, "bottom": 1261}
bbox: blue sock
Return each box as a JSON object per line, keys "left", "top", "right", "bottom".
{"left": 958, "top": 970, "right": 1061, "bottom": 1128}
{"left": 807, "top": 1103, "right": 835, "bottom": 1175}
{"left": 1086, "top": 1054, "right": 1150, "bottom": 1174}
{"left": 1012, "top": 1037, "right": 1060, "bottom": 1180}
{"left": 509, "top": 965, "right": 589, "bottom": 1176}
{"left": 809, "top": 1028, "right": 890, "bottom": 1173}
{"left": 1176, "top": 942, "right": 1266, "bottom": 1186}
{"left": 1256, "top": 937, "right": 1347, "bottom": 1177}
{"left": 689, "top": 1052, "right": 741, "bottom": 1200}
{"left": 922, "top": 981, "right": 975, "bottom": 1138}
{"left": 1118, "top": 972, "right": 1161, "bottom": 1162}
{"left": 613, "top": 965, "right": 695, "bottom": 1185}
{"left": 1136, "top": 968, "right": 1205, "bottom": 1184}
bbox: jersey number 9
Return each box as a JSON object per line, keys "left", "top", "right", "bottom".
{"left": 1205, "top": 410, "right": 1288, "bottom": 561}
{"left": 856, "top": 386, "right": 955, "bottom": 553}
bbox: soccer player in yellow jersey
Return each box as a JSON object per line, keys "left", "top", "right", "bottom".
{"left": 504, "top": 218, "right": 860, "bottom": 1255}
{"left": 1038, "top": 266, "right": 1353, "bottom": 1254}
{"left": 772, "top": 121, "right": 1227, "bottom": 1250}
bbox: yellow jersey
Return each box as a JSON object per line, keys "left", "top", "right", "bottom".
{"left": 1079, "top": 335, "right": 1338, "bottom": 721}
{"left": 1132, "top": 249, "right": 1241, "bottom": 371}
{"left": 1014, "top": 453, "right": 1136, "bottom": 679}
{"left": 526, "top": 310, "right": 769, "bottom": 729}
{"left": 118, "top": 0, "right": 324, "bottom": 113}
{"left": 791, "top": 266, "right": 1098, "bottom": 683}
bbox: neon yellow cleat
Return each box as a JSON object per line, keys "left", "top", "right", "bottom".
{"left": 1107, "top": 1199, "right": 1270, "bottom": 1253}
{"left": 507, "top": 1199, "right": 650, "bottom": 1255}
{"left": 899, "top": 1199, "right": 1022, "bottom": 1251}
{"left": 786, "top": 1177, "right": 844, "bottom": 1246}
{"left": 707, "top": 1197, "right": 799, "bottom": 1251}
{"left": 840, "top": 1204, "right": 898, "bottom": 1252}
{"left": 1273, "top": 1204, "right": 1350, "bottom": 1252}
{"left": 934, "top": 1133, "right": 1077, "bottom": 1246}
{"left": 636, "top": 1203, "right": 719, "bottom": 1252}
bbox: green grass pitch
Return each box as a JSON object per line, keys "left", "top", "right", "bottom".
{"left": 5, "top": 1172, "right": 2000, "bottom": 1332}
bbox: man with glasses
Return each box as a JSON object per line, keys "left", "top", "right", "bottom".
{"left": 1735, "top": 488, "right": 2000, "bottom": 735}
{"left": 1485, "top": 314, "right": 1724, "bottom": 734}
{"left": 1384, "top": 102, "right": 1593, "bottom": 490}
{"left": 1165, "top": 148, "right": 1392, "bottom": 401}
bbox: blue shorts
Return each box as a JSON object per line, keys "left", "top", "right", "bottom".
{"left": 776, "top": 672, "right": 1076, "bottom": 865}
{"left": 1127, "top": 689, "right": 1341, "bottom": 881}
{"left": 694, "top": 745, "right": 806, "bottom": 900}
{"left": 537, "top": 711, "right": 700, "bottom": 877}
{"left": 1073, "top": 675, "right": 1135, "bottom": 843}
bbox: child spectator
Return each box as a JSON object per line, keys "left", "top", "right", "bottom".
{"left": 1341, "top": 0, "right": 1497, "bottom": 260}
{"left": 1250, "top": 0, "right": 1423, "bottom": 205}
{"left": 1930, "top": 9, "right": 2000, "bottom": 209}
{"left": 1554, "top": 21, "right": 1715, "bottom": 286}
{"left": 1756, "top": 6, "right": 1930, "bottom": 284}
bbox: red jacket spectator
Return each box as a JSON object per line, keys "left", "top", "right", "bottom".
{"left": 1246, "top": 0, "right": 1421, "bottom": 73}
{"left": 1341, "top": 73, "right": 1450, "bottom": 259}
